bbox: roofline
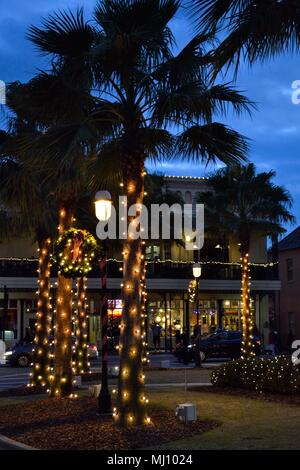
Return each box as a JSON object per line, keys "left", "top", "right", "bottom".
{"left": 277, "top": 226, "right": 300, "bottom": 252}
{"left": 164, "top": 175, "right": 208, "bottom": 181}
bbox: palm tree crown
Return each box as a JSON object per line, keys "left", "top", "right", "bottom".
{"left": 191, "top": 0, "right": 300, "bottom": 72}
{"left": 199, "top": 163, "right": 295, "bottom": 249}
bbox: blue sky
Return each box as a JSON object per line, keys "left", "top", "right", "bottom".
{"left": 1, "top": 0, "right": 299, "bottom": 235}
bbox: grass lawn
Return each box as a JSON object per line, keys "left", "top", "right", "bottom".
{"left": 147, "top": 390, "right": 300, "bottom": 450}
{"left": 1, "top": 388, "right": 300, "bottom": 450}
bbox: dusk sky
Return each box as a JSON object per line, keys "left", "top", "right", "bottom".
{"left": 1, "top": 0, "right": 299, "bottom": 235}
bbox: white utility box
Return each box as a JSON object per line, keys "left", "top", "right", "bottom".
{"left": 88, "top": 384, "right": 101, "bottom": 397}
{"left": 175, "top": 403, "right": 197, "bottom": 424}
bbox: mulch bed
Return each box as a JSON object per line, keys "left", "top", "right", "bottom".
{"left": 188, "top": 385, "right": 300, "bottom": 405}
{"left": 0, "top": 397, "right": 219, "bottom": 450}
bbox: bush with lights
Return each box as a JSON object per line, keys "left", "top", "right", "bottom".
{"left": 53, "top": 229, "right": 100, "bottom": 278}
{"left": 211, "top": 356, "right": 300, "bottom": 394}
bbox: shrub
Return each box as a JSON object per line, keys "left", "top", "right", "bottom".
{"left": 211, "top": 356, "right": 300, "bottom": 394}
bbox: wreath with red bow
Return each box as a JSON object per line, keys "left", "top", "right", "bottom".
{"left": 53, "top": 229, "right": 99, "bottom": 278}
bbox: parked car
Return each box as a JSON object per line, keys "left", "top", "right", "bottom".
{"left": 4, "top": 337, "right": 98, "bottom": 367}
{"left": 173, "top": 330, "right": 261, "bottom": 363}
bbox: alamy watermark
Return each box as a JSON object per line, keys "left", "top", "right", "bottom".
{"left": 0, "top": 80, "right": 5, "bottom": 105}
{"left": 95, "top": 196, "right": 204, "bottom": 251}
{"left": 291, "top": 340, "right": 300, "bottom": 365}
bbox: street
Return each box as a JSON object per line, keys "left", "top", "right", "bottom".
{"left": 0, "top": 353, "right": 225, "bottom": 391}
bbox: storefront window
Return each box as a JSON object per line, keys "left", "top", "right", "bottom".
{"left": 222, "top": 300, "right": 241, "bottom": 330}
{"left": 107, "top": 299, "right": 122, "bottom": 352}
{"left": 192, "top": 300, "right": 218, "bottom": 336}
{"left": 147, "top": 296, "right": 185, "bottom": 351}
{"left": 0, "top": 299, "right": 18, "bottom": 340}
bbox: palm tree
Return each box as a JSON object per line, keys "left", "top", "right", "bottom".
{"left": 0, "top": 142, "right": 57, "bottom": 389}
{"left": 190, "top": 0, "right": 300, "bottom": 72}
{"left": 25, "top": 0, "right": 252, "bottom": 424}
{"left": 22, "top": 10, "right": 97, "bottom": 397}
{"left": 90, "top": 0, "right": 253, "bottom": 426}
{"left": 198, "top": 163, "right": 294, "bottom": 358}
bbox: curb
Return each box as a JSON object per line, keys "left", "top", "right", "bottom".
{"left": 0, "top": 434, "right": 36, "bottom": 450}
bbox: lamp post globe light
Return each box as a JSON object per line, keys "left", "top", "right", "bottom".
{"left": 95, "top": 191, "right": 112, "bottom": 414}
{"left": 95, "top": 190, "right": 112, "bottom": 222}
{"left": 193, "top": 262, "right": 201, "bottom": 279}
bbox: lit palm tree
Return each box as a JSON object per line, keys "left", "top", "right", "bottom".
{"left": 190, "top": 0, "right": 300, "bottom": 72}
{"left": 0, "top": 133, "right": 57, "bottom": 389}
{"left": 91, "top": 0, "right": 253, "bottom": 426}
{"left": 198, "top": 163, "right": 294, "bottom": 358}
{"left": 23, "top": 10, "right": 96, "bottom": 397}
{"left": 26, "top": 0, "right": 252, "bottom": 424}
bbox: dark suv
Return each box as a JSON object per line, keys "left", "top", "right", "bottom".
{"left": 174, "top": 330, "right": 261, "bottom": 363}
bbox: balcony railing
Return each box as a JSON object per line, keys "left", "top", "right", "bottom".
{"left": 0, "top": 258, "right": 278, "bottom": 281}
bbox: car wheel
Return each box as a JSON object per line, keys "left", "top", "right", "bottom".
{"left": 16, "top": 355, "right": 30, "bottom": 367}
{"left": 199, "top": 350, "right": 206, "bottom": 362}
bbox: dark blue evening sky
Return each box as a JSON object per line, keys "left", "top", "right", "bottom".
{"left": 1, "top": 0, "right": 299, "bottom": 235}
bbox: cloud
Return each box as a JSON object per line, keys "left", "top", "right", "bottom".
{"left": 277, "top": 126, "right": 299, "bottom": 135}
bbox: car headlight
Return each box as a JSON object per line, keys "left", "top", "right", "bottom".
{"left": 187, "top": 345, "right": 193, "bottom": 349}
{"left": 4, "top": 351, "right": 13, "bottom": 356}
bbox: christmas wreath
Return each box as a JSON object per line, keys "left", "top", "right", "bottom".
{"left": 53, "top": 229, "right": 99, "bottom": 278}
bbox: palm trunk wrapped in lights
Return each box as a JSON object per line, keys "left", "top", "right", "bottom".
{"left": 50, "top": 205, "right": 74, "bottom": 397}
{"left": 117, "top": 156, "right": 149, "bottom": 427}
{"left": 30, "top": 236, "right": 52, "bottom": 388}
{"left": 74, "top": 277, "right": 90, "bottom": 374}
{"left": 240, "top": 245, "right": 255, "bottom": 359}
{"left": 140, "top": 244, "right": 149, "bottom": 365}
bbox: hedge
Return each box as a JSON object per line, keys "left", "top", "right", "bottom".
{"left": 211, "top": 356, "right": 300, "bottom": 394}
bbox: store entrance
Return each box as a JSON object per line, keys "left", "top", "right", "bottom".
{"left": 193, "top": 300, "right": 218, "bottom": 336}
{"left": 107, "top": 299, "right": 122, "bottom": 353}
{"left": 222, "top": 300, "right": 241, "bottom": 331}
{"left": 147, "top": 296, "right": 186, "bottom": 351}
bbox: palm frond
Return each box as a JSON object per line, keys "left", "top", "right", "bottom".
{"left": 27, "top": 7, "right": 95, "bottom": 58}
{"left": 177, "top": 123, "right": 249, "bottom": 166}
{"left": 190, "top": 0, "right": 300, "bottom": 71}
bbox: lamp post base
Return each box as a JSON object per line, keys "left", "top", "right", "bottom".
{"left": 98, "top": 388, "right": 112, "bottom": 415}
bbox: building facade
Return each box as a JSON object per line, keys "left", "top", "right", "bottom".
{"left": 278, "top": 226, "right": 300, "bottom": 349}
{"left": 0, "top": 176, "right": 280, "bottom": 350}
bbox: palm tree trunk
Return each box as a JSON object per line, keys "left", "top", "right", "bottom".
{"left": 50, "top": 205, "right": 74, "bottom": 397}
{"left": 140, "top": 254, "right": 149, "bottom": 365}
{"left": 74, "top": 277, "right": 90, "bottom": 374}
{"left": 30, "top": 236, "right": 52, "bottom": 388}
{"left": 240, "top": 243, "right": 255, "bottom": 359}
{"left": 117, "top": 158, "right": 148, "bottom": 426}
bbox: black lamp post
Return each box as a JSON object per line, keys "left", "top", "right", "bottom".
{"left": 95, "top": 191, "right": 112, "bottom": 414}
{"left": 192, "top": 261, "right": 202, "bottom": 368}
